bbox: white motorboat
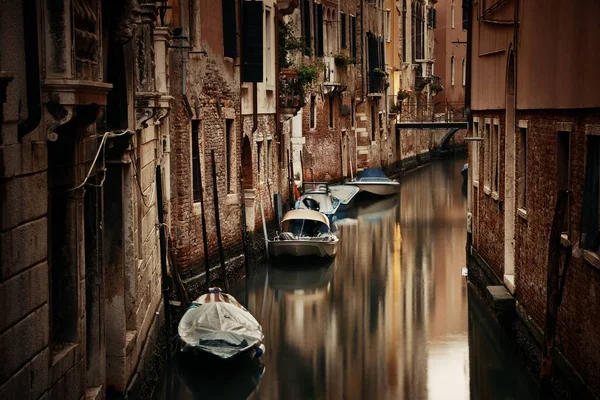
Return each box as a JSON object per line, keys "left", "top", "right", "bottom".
{"left": 329, "top": 184, "right": 360, "bottom": 211}
{"left": 347, "top": 168, "right": 400, "bottom": 196}
{"left": 295, "top": 182, "right": 340, "bottom": 220}
{"left": 178, "top": 288, "right": 265, "bottom": 359}
{"left": 269, "top": 209, "right": 339, "bottom": 258}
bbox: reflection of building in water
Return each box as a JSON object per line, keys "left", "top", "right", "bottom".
{"left": 242, "top": 159, "right": 470, "bottom": 399}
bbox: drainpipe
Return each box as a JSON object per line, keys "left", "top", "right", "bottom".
{"left": 18, "top": 0, "right": 42, "bottom": 141}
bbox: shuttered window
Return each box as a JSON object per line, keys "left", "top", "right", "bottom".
{"left": 302, "top": 0, "right": 312, "bottom": 55}
{"left": 223, "top": 0, "right": 237, "bottom": 58}
{"left": 242, "top": 1, "right": 264, "bottom": 82}
{"left": 315, "top": 3, "right": 324, "bottom": 56}
{"left": 350, "top": 15, "right": 356, "bottom": 61}
{"left": 340, "top": 13, "right": 347, "bottom": 49}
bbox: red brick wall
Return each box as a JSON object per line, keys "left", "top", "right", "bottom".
{"left": 471, "top": 112, "right": 505, "bottom": 280}
{"left": 512, "top": 111, "right": 600, "bottom": 394}
{"left": 473, "top": 108, "right": 600, "bottom": 394}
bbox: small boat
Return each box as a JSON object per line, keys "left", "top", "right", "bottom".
{"left": 178, "top": 288, "right": 265, "bottom": 360}
{"left": 269, "top": 209, "right": 339, "bottom": 258}
{"left": 347, "top": 168, "right": 400, "bottom": 196}
{"left": 295, "top": 182, "right": 340, "bottom": 220}
{"left": 329, "top": 184, "right": 360, "bottom": 212}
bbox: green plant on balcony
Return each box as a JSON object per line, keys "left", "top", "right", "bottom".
{"left": 389, "top": 101, "right": 402, "bottom": 114}
{"left": 373, "top": 68, "right": 387, "bottom": 77}
{"left": 430, "top": 81, "right": 444, "bottom": 94}
{"left": 397, "top": 89, "right": 411, "bottom": 102}
{"left": 333, "top": 53, "right": 354, "bottom": 67}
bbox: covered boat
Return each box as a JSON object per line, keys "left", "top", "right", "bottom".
{"left": 269, "top": 209, "right": 339, "bottom": 258}
{"left": 329, "top": 184, "right": 360, "bottom": 211}
{"left": 347, "top": 168, "right": 400, "bottom": 196}
{"left": 178, "top": 288, "right": 264, "bottom": 359}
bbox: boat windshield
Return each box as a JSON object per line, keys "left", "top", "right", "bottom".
{"left": 356, "top": 168, "right": 389, "bottom": 180}
{"left": 284, "top": 219, "right": 330, "bottom": 236}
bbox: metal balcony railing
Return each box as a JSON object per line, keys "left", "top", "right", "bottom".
{"left": 368, "top": 71, "right": 385, "bottom": 94}
{"left": 279, "top": 68, "right": 305, "bottom": 110}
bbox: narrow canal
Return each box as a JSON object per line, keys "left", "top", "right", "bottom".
{"left": 154, "top": 155, "right": 538, "bottom": 399}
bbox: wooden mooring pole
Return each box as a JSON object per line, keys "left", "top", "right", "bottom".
{"left": 155, "top": 165, "right": 171, "bottom": 358}
{"left": 211, "top": 150, "right": 229, "bottom": 292}
{"left": 198, "top": 149, "right": 211, "bottom": 288}
{"left": 239, "top": 174, "right": 250, "bottom": 279}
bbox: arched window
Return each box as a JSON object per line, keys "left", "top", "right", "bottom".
{"left": 451, "top": 0, "right": 455, "bottom": 28}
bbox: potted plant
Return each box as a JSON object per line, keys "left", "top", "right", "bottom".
{"left": 373, "top": 67, "right": 387, "bottom": 77}
{"left": 333, "top": 53, "right": 353, "bottom": 67}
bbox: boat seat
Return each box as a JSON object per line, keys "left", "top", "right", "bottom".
{"left": 278, "top": 232, "right": 295, "bottom": 241}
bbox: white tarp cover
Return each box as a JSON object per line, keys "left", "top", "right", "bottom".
{"left": 178, "top": 302, "right": 264, "bottom": 359}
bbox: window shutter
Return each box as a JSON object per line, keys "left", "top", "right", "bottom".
{"left": 350, "top": 16, "right": 357, "bottom": 61}
{"left": 433, "top": 8, "right": 437, "bottom": 29}
{"left": 242, "top": 1, "right": 264, "bottom": 82}
{"left": 223, "top": 0, "right": 237, "bottom": 58}
{"left": 340, "top": 13, "right": 347, "bottom": 49}
{"left": 316, "top": 3, "right": 324, "bottom": 56}
{"left": 302, "top": 0, "right": 311, "bottom": 55}
{"left": 462, "top": 0, "right": 468, "bottom": 30}
{"left": 379, "top": 36, "right": 384, "bottom": 69}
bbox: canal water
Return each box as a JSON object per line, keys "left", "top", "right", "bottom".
{"left": 154, "top": 155, "right": 538, "bottom": 399}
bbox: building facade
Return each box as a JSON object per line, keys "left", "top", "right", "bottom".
{"left": 467, "top": 0, "right": 600, "bottom": 396}
{"left": 432, "top": 0, "right": 466, "bottom": 118}
{"left": 0, "top": 1, "right": 171, "bottom": 399}
{"left": 167, "top": 0, "right": 291, "bottom": 294}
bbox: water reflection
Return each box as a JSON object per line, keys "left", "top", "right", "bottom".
{"left": 155, "top": 156, "right": 537, "bottom": 400}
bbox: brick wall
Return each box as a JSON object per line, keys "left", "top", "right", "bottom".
{"left": 472, "top": 108, "right": 600, "bottom": 394}
{"left": 471, "top": 112, "right": 505, "bottom": 279}
{"left": 513, "top": 110, "right": 600, "bottom": 394}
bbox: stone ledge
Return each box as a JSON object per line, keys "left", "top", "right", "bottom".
{"left": 485, "top": 285, "right": 515, "bottom": 311}
{"left": 517, "top": 207, "right": 528, "bottom": 221}
{"left": 583, "top": 250, "right": 600, "bottom": 271}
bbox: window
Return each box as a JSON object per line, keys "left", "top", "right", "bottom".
{"left": 492, "top": 122, "right": 499, "bottom": 195}
{"left": 350, "top": 15, "right": 357, "bottom": 61}
{"left": 314, "top": 2, "right": 324, "bottom": 56}
{"left": 386, "top": 9, "right": 391, "bottom": 42}
{"left": 340, "top": 13, "right": 347, "bottom": 48}
{"left": 484, "top": 123, "right": 491, "bottom": 190}
{"left": 257, "top": 140, "right": 263, "bottom": 181}
{"left": 267, "top": 139, "right": 272, "bottom": 178}
{"left": 191, "top": 120, "right": 202, "bottom": 202}
{"left": 581, "top": 135, "right": 600, "bottom": 250}
{"left": 329, "top": 95, "right": 334, "bottom": 128}
{"left": 351, "top": 98, "right": 355, "bottom": 127}
{"left": 265, "top": 8, "right": 272, "bottom": 84}
{"left": 379, "top": 112, "right": 384, "bottom": 137}
{"left": 310, "top": 95, "right": 316, "bottom": 129}
{"left": 450, "top": 56, "right": 455, "bottom": 86}
{"left": 222, "top": 0, "right": 237, "bottom": 58}
{"left": 225, "top": 119, "right": 233, "bottom": 193}
{"left": 518, "top": 126, "right": 527, "bottom": 210}
{"left": 302, "top": 0, "right": 312, "bottom": 55}
{"left": 241, "top": 1, "right": 263, "bottom": 82}
{"left": 451, "top": 0, "right": 455, "bottom": 28}
{"left": 371, "top": 105, "right": 376, "bottom": 141}
{"left": 473, "top": 121, "right": 479, "bottom": 184}
{"left": 557, "top": 130, "right": 571, "bottom": 235}
{"left": 462, "top": 58, "right": 466, "bottom": 86}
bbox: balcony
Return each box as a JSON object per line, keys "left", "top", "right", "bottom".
{"left": 367, "top": 70, "right": 385, "bottom": 97}
{"left": 279, "top": 68, "right": 305, "bottom": 120}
